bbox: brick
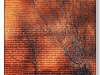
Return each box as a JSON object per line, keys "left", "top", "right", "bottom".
{"left": 5, "top": 0, "right": 96, "bottom": 75}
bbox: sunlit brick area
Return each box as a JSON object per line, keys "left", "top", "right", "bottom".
{"left": 5, "top": 0, "right": 96, "bottom": 75}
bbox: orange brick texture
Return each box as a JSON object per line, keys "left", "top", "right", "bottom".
{"left": 5, "top": 0, "right": 96, "bottom": 75}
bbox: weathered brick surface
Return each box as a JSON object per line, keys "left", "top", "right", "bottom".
{"left": 5, "top": 0, "right": 96, "bottom": 75}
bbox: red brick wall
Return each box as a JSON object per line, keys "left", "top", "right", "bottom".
{"left": 5, "top": 0, "right": 96, "bottom": 75}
